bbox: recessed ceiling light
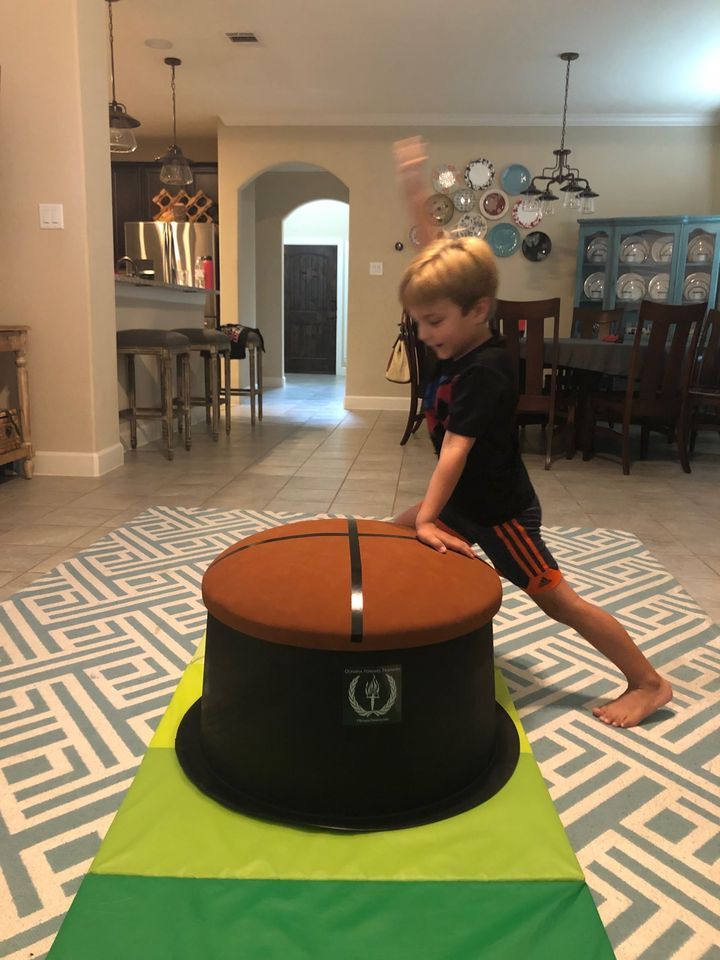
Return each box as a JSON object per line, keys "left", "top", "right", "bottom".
{"left": 145, "top": 38, "right": 173, "bottom": 49}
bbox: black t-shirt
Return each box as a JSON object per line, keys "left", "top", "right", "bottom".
{"left": 423, "top": 336, "right": 535, "bottom": 526}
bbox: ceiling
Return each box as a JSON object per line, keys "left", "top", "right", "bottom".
{"left": 108, "top": 0, "right": 720, "bottom": 138}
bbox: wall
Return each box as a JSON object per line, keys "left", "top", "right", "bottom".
{"left": 252, "top": 170, "right": 349, "bottom": 383}
{"left": 218, "top": 123, "right": 719, "bottom": 408}
{"left": 283, "top": 199, "right": 350, "bottom": 373}
{"left": 0, "top": 0, "right": 122, "bottom": 476}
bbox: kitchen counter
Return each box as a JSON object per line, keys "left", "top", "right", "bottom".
{"left": 115, "top": 276, "right": 217, "bottom": 307}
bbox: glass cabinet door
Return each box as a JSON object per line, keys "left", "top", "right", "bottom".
{"left": 578, "top": 228, "right": 611, "bottom": 308}
{"left": 677, "top": 227, "right": 716, "bottom": 305}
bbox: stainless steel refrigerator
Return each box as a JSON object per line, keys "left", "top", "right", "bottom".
{"left": 123, "top": 221, "right": 217, "bottom": 287}
{"left": 123, "top": 221, "right": 219, "bottom": 319}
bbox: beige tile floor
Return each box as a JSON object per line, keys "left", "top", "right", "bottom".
{"left": 1, "top": 374, "right": 719, "bottom": 622}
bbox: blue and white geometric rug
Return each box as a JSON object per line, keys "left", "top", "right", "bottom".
{"left": 0, "top": 507, "right": 718, "bottom": 960}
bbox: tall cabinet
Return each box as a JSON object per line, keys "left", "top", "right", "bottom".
{"left": 574, "top": 215, "right": 720, "bottom": 330}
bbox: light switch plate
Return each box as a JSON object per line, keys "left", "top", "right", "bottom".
{"left": 39, "top": 203, "right": 64, "bottom": 229}
{"left": 369, "top": 261, "right": 383, "bottom": 276}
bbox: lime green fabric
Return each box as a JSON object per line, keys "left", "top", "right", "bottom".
{"left": 49, "top": 874, "right": 614, "bottom": 960}
{"left": 91, "top": 748, "right": 580, "bottom": 882}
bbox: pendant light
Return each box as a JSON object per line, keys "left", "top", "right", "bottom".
{"left": 156, "top": 57, "right": 193, "bottom": 186}
{"left": 107, "top": 0, "right": 140, "bottom": 154}
{"left": 520, "top": 53, "right": 598, "bottom": 217}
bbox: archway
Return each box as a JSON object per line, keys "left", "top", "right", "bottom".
{"left": 236, "top": 163, "right": 349, "bottom": 388}
{"left": 283, "top": 199, "right": 350, "bottom": 377}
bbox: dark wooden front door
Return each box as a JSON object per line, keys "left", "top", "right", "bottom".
{"left": 284, "top": 245, "right": 337, "bottom": 374}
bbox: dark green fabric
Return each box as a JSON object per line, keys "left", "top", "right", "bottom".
{"left": 48, "top": 874, "right": 615, "bottom": 959}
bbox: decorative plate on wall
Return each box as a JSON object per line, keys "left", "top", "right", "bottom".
{"left": 464, "top": 158, "right": 495, "bottom": 191}
{"left": 511, "top": 199, "right": 543, "bottom": 229}
{"left": 480, "top": 189, "right": 509, "bottom": 220}
{"left": 455, "top": 213, "right": 488, "bottom": 238}
{"left": 451, "top": 188, "right": 476, "bottom": 213}
{"left": 521, "top": 231, "right": 552, "bottom": 262}
{"left": 500, "top": 164, "right": 531, "bottom": 196}
{"left": 409, "top": 225, "right": 447, "bottom": 247}
{"left": 432, "top": 164, "right": 461, "bottom": 194}
{"left": 425, "top": 193, "right": 455, "bottom": 225}
{"left": 487, "top": 223, "right": 520, "bottom": 258}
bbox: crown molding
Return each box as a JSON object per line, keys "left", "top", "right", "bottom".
{"left": 218, "top": 112, "right": 719, "bottom": 128}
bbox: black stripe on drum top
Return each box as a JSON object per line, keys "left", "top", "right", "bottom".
{"left": 346, "top": 518, "right": 364, "bottom": 643}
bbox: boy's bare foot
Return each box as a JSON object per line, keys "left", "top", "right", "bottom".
{"left": 592, "top": 677, "right": 673, "bottom": 728}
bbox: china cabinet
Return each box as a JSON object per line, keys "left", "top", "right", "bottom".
{"left": 574, "top": 216, "right": 720, "bottom": 330}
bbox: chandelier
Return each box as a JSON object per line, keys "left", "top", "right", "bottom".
{"left": 155, "top": 57, "right": 193, "bottom": 187}
{"left": 107, "top": 0, "right": 140, "bottom": 154}
{"left": 520, "top": 53, "right": 598, "bottom": 216}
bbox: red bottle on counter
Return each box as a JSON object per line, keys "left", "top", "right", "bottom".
{"left": 203, "top": 257, "right": 214, "bottom": 290}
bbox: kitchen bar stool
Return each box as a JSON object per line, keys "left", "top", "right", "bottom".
{"left": 117, "top": 329, "right": 192, "bottom": 461}
{"left": 171, "top": 328, "right": 231, "bottom": 440}
{"left": 224, "top": 333, "right": 263, "bottom": 426}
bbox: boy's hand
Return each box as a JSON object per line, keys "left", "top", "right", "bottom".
{"left": 416, "top": 521, "right": 477, "bottom": 559}
{"left": 393, "top": 136, "right": 428, "bottom": 199}
{"left": 393, "top": 136, "right": 437, "bottom": 249}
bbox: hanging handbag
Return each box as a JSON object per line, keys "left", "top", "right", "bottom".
{"left": 385, "top": 328, "right": 411, "bottom": 383}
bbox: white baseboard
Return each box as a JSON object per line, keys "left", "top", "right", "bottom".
{"left": 34, "top": 442, "right": 125, "bottom": 477}
{"left": 344, "top": 395, "right": 410, "bottom": 411}
{"left": 264, "top": 376, "right": 285, "bottom": 387}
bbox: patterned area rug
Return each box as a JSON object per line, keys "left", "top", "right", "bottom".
{"left": 0, "top": 507, "right": 718, "bottom": 960}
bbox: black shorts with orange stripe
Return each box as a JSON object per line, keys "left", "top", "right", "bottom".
{"left": 439, "top": 496, "right": 563, "bottom": 596}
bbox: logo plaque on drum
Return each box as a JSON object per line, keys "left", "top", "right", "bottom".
{"left": 344, "top": 666, "right": 402, "bottom": 725}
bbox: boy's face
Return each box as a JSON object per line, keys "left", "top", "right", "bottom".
{"left": 412, "top": 297, "right": 491, "bottom": 361}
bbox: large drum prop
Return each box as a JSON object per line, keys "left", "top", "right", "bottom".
{"left": 176, "top": 518, "right": 519, "bottom": 831}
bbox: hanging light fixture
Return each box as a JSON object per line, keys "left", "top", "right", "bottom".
{"left": 107, "top": 0, "right": 140, "bottom": 154}
{"left": 520, "top": 53, "right": 598, "bottom": 217}
{"left": 155, "top": 57, "right": 193, "bottom": 186}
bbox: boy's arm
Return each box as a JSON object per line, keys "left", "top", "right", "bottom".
{"left": 416, "top": 431, "right": 476, "bottom": 558}
{"left": 393, "top": 136, "right": 437, "bottom": 249}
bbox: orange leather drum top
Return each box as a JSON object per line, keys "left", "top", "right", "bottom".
{"left": 202, "top": 518, "right": 502, "bottom": 651}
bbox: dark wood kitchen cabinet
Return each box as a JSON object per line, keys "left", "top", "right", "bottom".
{"left": 111, "top": 161, "right": 219, "bottom": 263}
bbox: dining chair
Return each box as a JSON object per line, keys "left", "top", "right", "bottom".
{"left": 677, "top": 308, "right": 720, "bottom": 473}
{"left": 572, "top": 306, "right": 625, "bottom": 340}
{"left": 399, "top": 312, "right": 437, "bottom": 446}
{"left": 582, "top": 300, "right": 707, "bottom": 474}
{"left": 494, "top": 297, "right": 575, "bottom": 469}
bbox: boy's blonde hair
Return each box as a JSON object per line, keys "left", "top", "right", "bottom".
{"left": 399, "top": 236, "right": 498, "bottom": 315}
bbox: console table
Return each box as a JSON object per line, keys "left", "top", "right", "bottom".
{"left": 0, "top": 326, "right": 33, "bottom": 478}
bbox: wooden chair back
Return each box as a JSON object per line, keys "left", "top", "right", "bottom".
{"left": 625, "top": 301, "right": 707, "bottom": 418}
{"left": 572, "top": 307, "right": 624, "bottom": 339}
{"left": 692, "top": 308, "right": 720, "bottom": 390}
{"left": 494, "top": 298, "right": 561, "bottom": 411}
{"left": 494, "top": 298, "right": 564, "bottom": 468}
{"left": 398, "top": 312, "right": 437, "bottom": 445}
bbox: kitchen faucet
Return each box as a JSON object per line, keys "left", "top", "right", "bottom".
{"left": 116, "top": 256, "right": 139, "bottom": 277}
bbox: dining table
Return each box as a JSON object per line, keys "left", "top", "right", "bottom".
{"left": 541, "top": 338, "right": 647, "bottom": 376}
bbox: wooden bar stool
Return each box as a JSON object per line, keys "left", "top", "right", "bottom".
{"left": 171, "top": 328, "right": 232, "bottom": 440}
{"left": 117, "top": 329, "right": 192, "bottom": 461}
{"left": 224, "top": 331, "right": 264, "bottom": 426}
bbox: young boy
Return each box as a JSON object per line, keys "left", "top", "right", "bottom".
{"left": 392, "top": 136, "right": 671, "bottom": 728}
